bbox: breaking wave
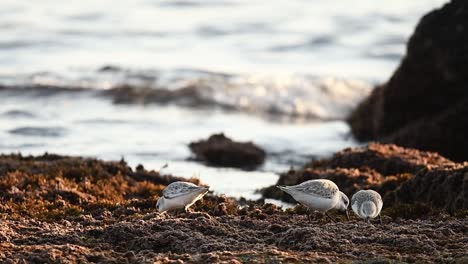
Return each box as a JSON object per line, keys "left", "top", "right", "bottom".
{"left": 0, "top": 67, "right": 372, "bottom": 120}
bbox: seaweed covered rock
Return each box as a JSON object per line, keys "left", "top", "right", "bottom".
{"left": 0, "top": 153, "right": 277, "bottom": 221}
{"left": 0, "top": 153, "right": 199, "bottom": 221}
{"left": 0, "top": 153, "right": 467, "bottom": 263}
{"left": 323, "top": 143, "right": 453, "bottom": 175}
{"left": 348, "top": 0, "right": 468, "bottom": 162}
{"left": 390, "top": 163, "right": 468, "bottom": 213}
{"left": 262, "top": 143, "right": 468, "bottom": 214}
{"left": 189, "top": 133, "right": 266, "bottom": 169}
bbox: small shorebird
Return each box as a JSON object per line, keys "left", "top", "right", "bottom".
{"left": 277, "top": 179, "right": 349, "bottom": 222}
{"left": 156, "top": 181, "right": 209, "bottom": 212}
{"left": 351, "top": 190, "right": 383, "bottom": 223}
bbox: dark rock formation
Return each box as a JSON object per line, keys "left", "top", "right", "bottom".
{"left": 348, "top": 0, "right": 468, "bottom": 162}
{"left": 189, "top": 133, "right": 266, "bottom": 169}
{"left": 262, "top": 143, "right": 468, "bottom": 213}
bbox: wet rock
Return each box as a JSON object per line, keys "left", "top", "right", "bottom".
{"left": 103, "top": 84, "right": 212, "bottom": 106}
{"left": 348, "top": 0, "right": 468, "bottom": 162}
{"left": 189, "top": 133, "right": 266, "bottom": 169}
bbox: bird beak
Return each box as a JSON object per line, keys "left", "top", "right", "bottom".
{"left": 345, "top": 210, "right": 350, "bottom": 221}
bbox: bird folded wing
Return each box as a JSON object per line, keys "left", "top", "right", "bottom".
{"left": 163, "top": 184, "right": 203, "bottom": 199}
{"left": 295, "top": 183, "right": 336, "bottom": 199}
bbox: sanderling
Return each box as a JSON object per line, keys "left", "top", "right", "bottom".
{"left": 156, "top": 181, "right": 209, "bottom": 212}
{"left": 351, "top": 190, "right": 383, "bottom": 223}
{"left": 277, "top": 179, "right": 349, "bottom": 222}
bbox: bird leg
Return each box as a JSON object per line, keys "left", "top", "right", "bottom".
{"left": 325, "top": 212, "right": 336, "bottom": 223}
{"left": 184, "top": 207, "right": 194, "bottom": 215}
{"left": 174, "top": 207, "right": 189, "bottom": 217}
{"left": 307, "top": 209, "right": 312, "bottom": 222}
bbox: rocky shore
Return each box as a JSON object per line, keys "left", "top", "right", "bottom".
{"left": 2, "top": 1, "right": 468, "bottom": 263}
{"left": 0, "top": 146, "right": 467, "bottom": 263}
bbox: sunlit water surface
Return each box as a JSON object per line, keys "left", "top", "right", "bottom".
{"left": 0, "top": 0, "right": 446, "bottom": 199}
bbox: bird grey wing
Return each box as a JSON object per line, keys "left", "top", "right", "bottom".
{"left": 163, "top": 183, "right": 203, "bottom": 199}
{"left": 351, "top": 191, "right": 361, "bottom": 202}
{"left": 351, "top": 191, "right": 366, "bottom": 205}
{"left": 294, "top": 182, "right": 336, "bottom": 198}
{"left": 352, "top": 191, "right": 381, "bottom": 206}
{"left": 365, "top": 191, "right": 382, "bottom": 202}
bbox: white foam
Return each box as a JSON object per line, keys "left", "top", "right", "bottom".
{"left": 175, "top": 74, "right": 372, "bottom": 120}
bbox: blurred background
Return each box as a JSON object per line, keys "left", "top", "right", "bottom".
{"left": 0, "top": 0, "right": 445, "bottom": 200}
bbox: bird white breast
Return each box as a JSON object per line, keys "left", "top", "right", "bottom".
{"left": 164, "top": 190, "right": 206, "bottom": 211}
{"left": 293, "top": 191, "right": 338, "bottom": 212}
{"left": 352, "top": 201, "right": 379, "bottom": 219}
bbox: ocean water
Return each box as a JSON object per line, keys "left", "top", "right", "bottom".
{"left": 0, "top": 0, "right": 446, "bottom": 199}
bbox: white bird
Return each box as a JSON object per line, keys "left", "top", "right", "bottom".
{"left": 277, "top": 179, "right": 349, "bottom": 222}
{"left": 156, "top": 181, "right": 209, "bottom": 212}
{"left": 351, "top": 190, "right": 383, "bottom": 223}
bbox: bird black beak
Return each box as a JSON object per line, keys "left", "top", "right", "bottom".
{"left": 345, "top": 210, "right": 350, "bottom": 221}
